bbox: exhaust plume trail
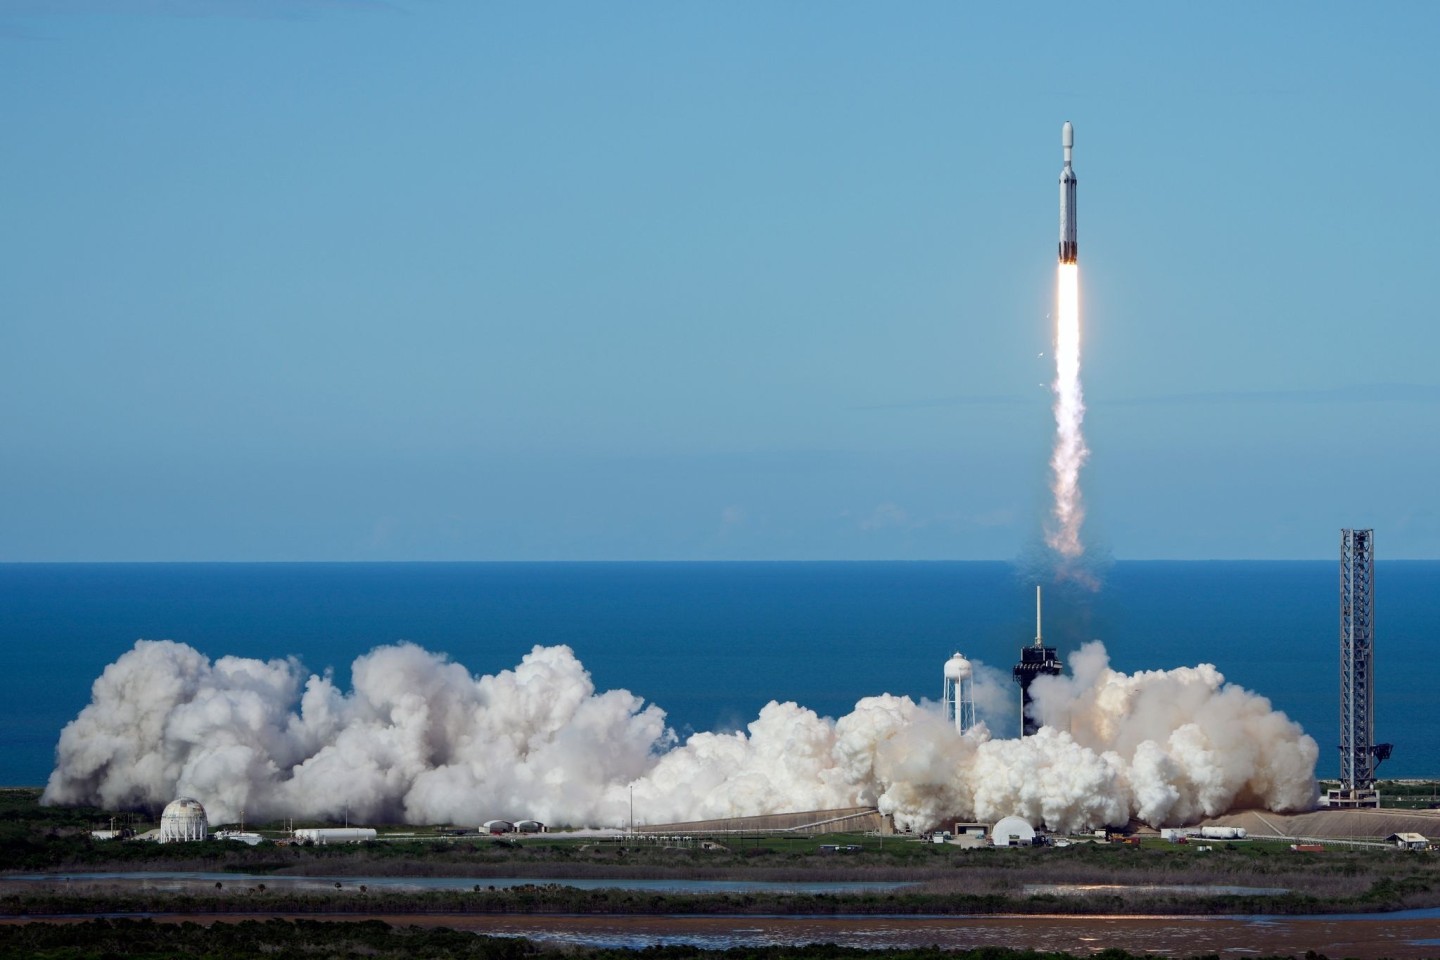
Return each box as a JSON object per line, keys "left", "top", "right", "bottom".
{"left": 1047, "top": 261, "right": 1088, "bottom": 561}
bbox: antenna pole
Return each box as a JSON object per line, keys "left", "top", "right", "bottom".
{"left": 1035, "top": 585, "right": 1043, "bottom": 647}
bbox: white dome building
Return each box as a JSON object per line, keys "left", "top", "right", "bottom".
{"left": 991, "top": 815, "right": 1036, "bottom": 848}
{"left": 159, "top": 797, "right": 209, "bottom": 843}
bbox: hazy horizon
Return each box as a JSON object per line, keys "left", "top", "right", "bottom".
{"left": 3, "top": 3, "right": 1436, "bottom": 563}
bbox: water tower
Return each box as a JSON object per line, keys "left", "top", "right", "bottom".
{"left": 943, "top": 652, "right": 976, "bottom": 734}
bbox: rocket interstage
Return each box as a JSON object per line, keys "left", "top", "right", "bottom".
{"left": 1058, "top": 120, "right": 1077, "bottom": 264}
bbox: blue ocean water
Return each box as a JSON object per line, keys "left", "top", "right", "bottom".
{"left": 2, "top": 561, "right": 1436, "bottom": 788}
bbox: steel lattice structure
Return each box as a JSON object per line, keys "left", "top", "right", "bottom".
{"left": 1339, "top": 529, "right": 1376, "bottom": 792}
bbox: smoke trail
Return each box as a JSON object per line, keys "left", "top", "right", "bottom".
{"left": 44, "top": 639, "right": 1317, "bottom": 833}
{"left": 1046, "top": 262, "right": 1089, "bottom": 568}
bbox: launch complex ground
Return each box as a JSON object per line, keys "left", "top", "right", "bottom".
{"left": 14, "top": 787, "right": 1440, "bottom": 960}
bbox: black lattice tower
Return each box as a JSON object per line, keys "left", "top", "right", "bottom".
{"left": 1013, "top": 586, "right": 1062, "bottom": 737}
{"left": 1339, "top": 529, "right": 1376, "bottom": 793}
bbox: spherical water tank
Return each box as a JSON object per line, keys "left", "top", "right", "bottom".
{"left": 159, "top": 797, "right": 209, "bottom": 843}
{"left": 944, "top": 652, "right": 972, "bottom": 681}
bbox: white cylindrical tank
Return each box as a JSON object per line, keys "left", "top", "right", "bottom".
{"left": 159, "top": 797, "right": 209, "bottom": 843}
{"left": 293, "top": 827, "right": 377, "bottom": 844}
{"left": 1199, "top": 826, "right": 1246, "bottom": 840}
{"left": 944, "top": 653, "right": 972, "bottom": 680}
{"left": 991, "top": 816, "right": 1036, "bottom": 847}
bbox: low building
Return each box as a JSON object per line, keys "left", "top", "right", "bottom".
{"left": 1388, "top": 832, "right": 1429, "bottom": 851}
{"left": 949, "top": 822, "right": 990, "bottom": 848}
{"left": 214, "top": 830, "right": 266, "bottom": 846}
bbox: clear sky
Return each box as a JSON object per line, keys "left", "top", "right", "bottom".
{"left": 2, "top": 1, "right": 1437, "bottom": 561}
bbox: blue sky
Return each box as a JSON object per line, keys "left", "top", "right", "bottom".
{"left": 2, "top": 1, "right": 1437, "bottom": 561}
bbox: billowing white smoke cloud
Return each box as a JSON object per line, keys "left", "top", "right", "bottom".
{"left": 45, "top": 640, "right": 1317, "bottom": 833}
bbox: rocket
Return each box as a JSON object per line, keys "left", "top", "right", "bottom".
{"left": 1058, "top": 121, "right": 1077, "bottom": 264}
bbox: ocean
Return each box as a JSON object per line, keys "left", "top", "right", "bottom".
{"left": 2, "top": 561, "right": 1436, "bottom": 788}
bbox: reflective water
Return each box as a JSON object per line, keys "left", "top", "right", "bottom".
{"left": 1024, "top": 882, "right": 1290, "bottom": 897}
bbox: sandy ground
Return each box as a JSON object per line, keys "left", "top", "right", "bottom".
{"left": 6, "top": 911, "right": 1440, "bottom": 958}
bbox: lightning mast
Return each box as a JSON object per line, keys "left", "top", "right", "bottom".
{"left": 1330, "top": 528, "right": 1391, "bottom": 808}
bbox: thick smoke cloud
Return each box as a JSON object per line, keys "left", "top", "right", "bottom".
{"left": 44, "top": 640, "right": 1318, "bottom": 833}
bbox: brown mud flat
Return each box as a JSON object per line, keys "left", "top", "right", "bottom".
{"left": 6, "top": 912, "right": 1440, "bottom": 959}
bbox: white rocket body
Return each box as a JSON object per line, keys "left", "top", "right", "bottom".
{"left": 1059, "top": 121, "right": 1077, "bottom": 264}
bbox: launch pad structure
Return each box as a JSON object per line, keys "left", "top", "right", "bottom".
{"left": 1328, "top": 528, "right": 1392, "bottom": 809}
{"left": 1013, "top": 586, "right": 1062, "bottom": 737}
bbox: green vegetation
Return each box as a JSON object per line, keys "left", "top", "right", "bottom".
{"left": 0, "top": 882, "right": 1333, "bottom": 919}
{"left": 0, "top": 920, "right": 1334, "bottom": 960}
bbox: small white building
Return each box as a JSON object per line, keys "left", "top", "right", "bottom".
{"left": 514, "top": 819, "right": 546, "bottom": 833}
{"left": 158, "top": 797, "right": 209, "bottom": 843}
{"left": 991, "top": 816, "right": 1036, "bottom": 848}
{"left": 942, "top": 822, "right": 990, "bottom": 849}
{"left": 214, "top": 830, "right": 266, "bottom": 846}
{"left": 1388, "top": 832, "right": 1429, "bottom": 851}
{"left": 482, "top": 819, "right": 515, "bottom": 834}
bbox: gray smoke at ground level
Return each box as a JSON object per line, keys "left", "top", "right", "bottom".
{"left": 43, "top": 640, "right": 1318, "bottom": 833}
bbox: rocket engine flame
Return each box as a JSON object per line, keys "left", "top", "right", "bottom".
{"left": 1047, "top": 262, "right": 1089, "bottom": 563}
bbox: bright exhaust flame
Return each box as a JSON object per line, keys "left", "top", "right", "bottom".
{"left": 1047, "top": 262, "right": 1088, "bottom": 561}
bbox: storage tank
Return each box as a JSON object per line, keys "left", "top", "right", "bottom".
{"left": 158, "top": 797, "right": 209, "bottom": 843}
{"left": 943, "top": 653, "right": 976, "bottom": 734}
{"left": 1199, "top": 826, "right": 1246, "bottom": 840}
{"left": 991, "top": 816, "right": 1036, "bottom": 847}
{"left": 293, "top": 827, "right": 377, "bottom": 844}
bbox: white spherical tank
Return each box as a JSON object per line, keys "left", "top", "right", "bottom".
{"left": 944, "top": 653, "right": 972, "bottom": 680}
{"left": 159, "top": 797, "right": 209, "bottom": 843}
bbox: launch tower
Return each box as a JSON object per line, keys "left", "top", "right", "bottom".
{"left": 1329, "top": 528, "right": 1391, "bottom": 808}
{"left": 1012, "top": 586, "right": 1062, "bottom": 737}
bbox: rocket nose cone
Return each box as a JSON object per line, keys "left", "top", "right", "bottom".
{"left": 1062, "top": 121, "right": 1073, "bottom": 149}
